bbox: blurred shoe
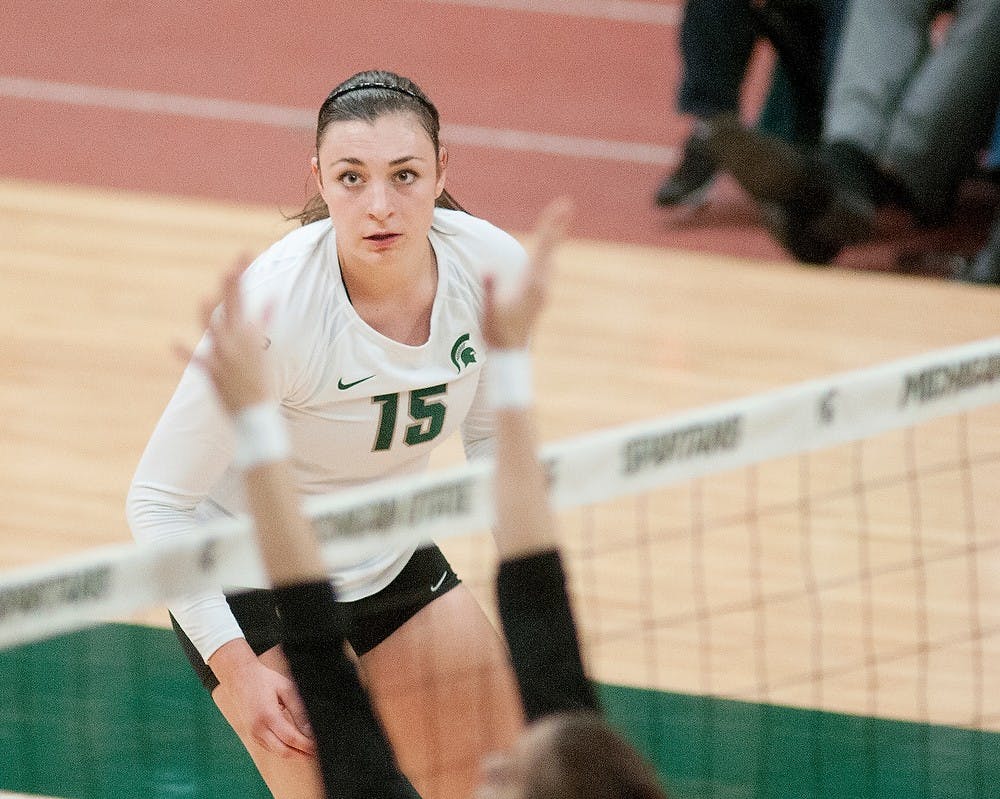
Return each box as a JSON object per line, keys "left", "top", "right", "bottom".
{"left": 704, "top": 119, "right": 875, "bottom": 264}
{"left": 897, "top": 250, "right": 971, "bottom": 279}
{"left": 951, "top": 254, "right": 997, "bottom": 284}
{"left": 952, "top": 238, "right": 1000, "bottom": 285}
{"left": 655, "top": 131, "right": 717, "bottom": 207}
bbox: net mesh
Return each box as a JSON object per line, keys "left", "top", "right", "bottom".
{"left": 2, "top": 338, "right": 1000, "bottom": 798}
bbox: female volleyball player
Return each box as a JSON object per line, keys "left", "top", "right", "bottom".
{"left": 127, "top": 70, "right": 527, "bottom": 798}
{"left": 187, "top": 199, "right": 670, "bottom": 799}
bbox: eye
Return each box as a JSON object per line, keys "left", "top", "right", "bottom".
{"left": 395, "top": 169, "right": 417, "bottom": 184}
{"left": 338, "top": 171, "right": 362, "bottom": 187}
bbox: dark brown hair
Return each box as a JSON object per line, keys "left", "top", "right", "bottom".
{"left": 292, "top": 70, "right": 464, "bottom": 225}
{"left": 528, "top": 713, "right": 670, "bottom": 799}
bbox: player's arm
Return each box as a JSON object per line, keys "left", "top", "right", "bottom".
{"left": 126, "top": 343, "right": 247, "bottom": 660}
{"left": 482, "top": 200, "right": 600, "bottom": 720}
{"left": 187, "top": 263, "right": 414, "bottom": 797}
{"left": 460, "top": 222, "right": 532, "bottom": 464}
{"left": 483, "top": 199, "right": 567, "bottom": 563}
{"left": 130, "top": 266, "right": 319, "bottom": 757}
{"left": 174, "top": 266, "right": 316, "bottom": 758}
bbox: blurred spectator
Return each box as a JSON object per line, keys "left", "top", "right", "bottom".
{"left": 953, "top": 215, "right": 1000, "bottom": 284}
{"left": 706, "top": 0, "right": 1000, "bottom": 263}
{"left": 950, "top": 112, "right": 1000, "bottom": 284}
{"left": 986, "top": 113, "right": 1000, "bottom": 178}
{"left": 655, "top": 0, "right": 846, "bottom": 208}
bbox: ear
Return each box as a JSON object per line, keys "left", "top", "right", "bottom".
{"left": 435, "top": 146, "right": 449, "bottom": 197}
{"left": 311, "top": 155, "right": 323, "bottom": 190}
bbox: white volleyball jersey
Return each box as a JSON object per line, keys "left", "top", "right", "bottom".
{"left": 127, "top": 208, "right": 527, "bottom": 661}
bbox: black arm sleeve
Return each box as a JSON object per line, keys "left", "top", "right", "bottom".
{"left": 274, "top": 581, "right": 420, "bottom": 799}
{"left": 497, "top": 550, "right": 600, "bottom": 722}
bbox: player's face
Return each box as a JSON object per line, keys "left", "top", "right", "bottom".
{"left": 312, "top": 112, "right": 447, "bottom": 269}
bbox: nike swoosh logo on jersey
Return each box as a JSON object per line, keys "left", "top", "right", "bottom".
{"left": 338, "top": 375, "right": 375, "bottom": 390}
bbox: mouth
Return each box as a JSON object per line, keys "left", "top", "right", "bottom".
{"left": 364, "top": 232, "right": 401, "bottom": 245}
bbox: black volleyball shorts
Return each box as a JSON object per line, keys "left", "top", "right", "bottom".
{"left": 172, "top": 543, "right": 461, "bottom": 692}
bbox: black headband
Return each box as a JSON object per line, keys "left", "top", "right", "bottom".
{"left": 323, "top": 82, "right": 437, "bottom": 116}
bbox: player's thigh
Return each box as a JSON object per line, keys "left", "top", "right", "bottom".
{"left": 360, "top": 586, "right": 523, "bottom": 782}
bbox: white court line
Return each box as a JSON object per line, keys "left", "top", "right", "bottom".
{"left": 0, "top": 76, "right": 678, "bottom": 166}
{"left": 0, "top": 75, "right": 314, "bottom": 128}
{"left": 444, "top": 123, "right": 676, "bottom": 164}
{"left": 0, "top": 793, "right": 62, "bottom": 798}
{"left": 422, "top": 0, "right": 681, "bottom": 25}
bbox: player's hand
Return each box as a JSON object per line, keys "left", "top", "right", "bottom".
{"left": 223, "top": 659, "right": 316, "bottom": 758}
{"left": 178, "top": 257, "right": 272, "bottom": 415}
{"left": 482, "top": 197, "right": 572, "bottom": 350}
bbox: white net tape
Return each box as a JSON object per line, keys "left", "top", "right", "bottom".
{"left": 1, "top": 337, "right": 998, "bottom": 650}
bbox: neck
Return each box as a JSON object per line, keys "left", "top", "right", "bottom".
{"left": 339, "top": 237, "right": 434, "bottom": 302}
{"left": 338, "top": 237, "right": 439, "bottom": 345}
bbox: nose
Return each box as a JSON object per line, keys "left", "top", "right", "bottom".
{"left": 367, "top": 180, "right": 392, "bottom": 222}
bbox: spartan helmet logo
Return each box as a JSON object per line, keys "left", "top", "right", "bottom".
{"left": 450, "top": 333, "right": 478, "bottom": 372}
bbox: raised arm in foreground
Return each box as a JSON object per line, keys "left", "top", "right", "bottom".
{"left": 185, "top": 265, "right": 414, "bottom": 799}
{"left": 480, "top": 200, "right": 600, "bottom": 720}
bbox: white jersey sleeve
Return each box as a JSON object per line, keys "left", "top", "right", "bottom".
{"left": 459, "top": 369, "right": 496, "bottom": 461}
{"left": 431, "top": 208, "right": 528, "bottom": 462}
{"left": 125, "top": 359, "right": 243, "bottom": 658}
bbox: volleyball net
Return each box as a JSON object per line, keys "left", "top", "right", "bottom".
{"left": 2, "top": 337, "right": 1000, "bottom": 798}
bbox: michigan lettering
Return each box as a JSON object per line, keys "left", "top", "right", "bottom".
{"left": 899, "top": 353, "right": 1000, "bottom": 408}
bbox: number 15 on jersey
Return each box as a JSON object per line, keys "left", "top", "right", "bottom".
{"left": 371, "top": 384, "right": 448, "bottom": 451}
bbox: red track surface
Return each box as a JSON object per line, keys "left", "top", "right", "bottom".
{"left": 1, "top": 1, "right": 991, "bottom": 266}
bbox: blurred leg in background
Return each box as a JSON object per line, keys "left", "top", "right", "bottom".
{"left": 656, "top": 0, "right": 843, "bottom": 209}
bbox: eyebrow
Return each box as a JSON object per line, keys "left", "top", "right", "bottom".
{"left": 332, "top": 155, "right": 425, "bottom": 167}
